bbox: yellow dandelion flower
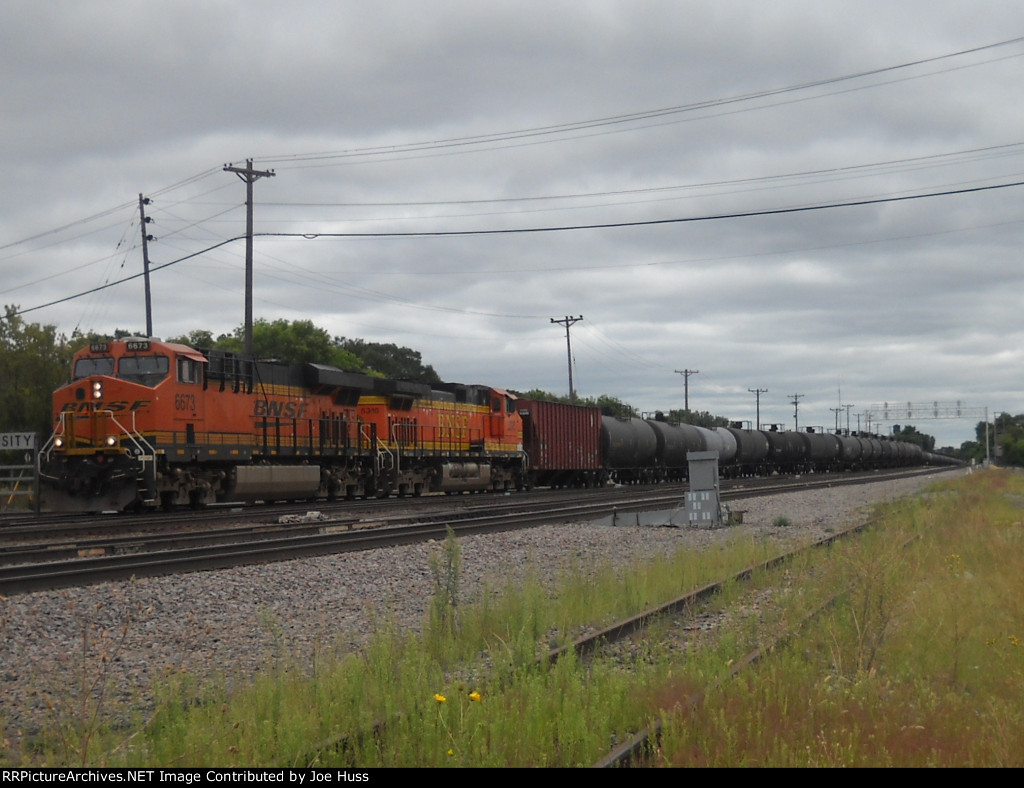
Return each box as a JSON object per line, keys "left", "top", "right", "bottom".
{"left": 448, "top": 749, "right": 454, "bottom": 757}
{"left": 434, "top": 693, "right": 447, "bottom": 703}
{"left": 469, "top": 691, "right": 482, "bottom": 702}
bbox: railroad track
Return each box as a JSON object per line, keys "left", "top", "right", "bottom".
{"left": 590, "top": 525, "right": 928, "bottom": 768}
{"left": 0, "top": 467, "right": 951, "bottom": 596}
{"left": 297, "top": 467, "right": 948, "bottom": 767}
{"left": 0, "top": 466, "right": 937, "bottom": 541}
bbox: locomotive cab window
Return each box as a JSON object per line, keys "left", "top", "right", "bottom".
{"left": 73, "top": 356, "right": 114, "bottom": 380}
{"left": 177, "top": 356, "right": 201, "bottom": 384}
{"left": 117, "top": 355, "right": 169, "bottom": 386}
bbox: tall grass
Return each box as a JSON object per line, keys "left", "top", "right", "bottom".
{"left": 657, "top": 469, "right": 1024, "bottom": 767}
{"left": 6, "top": 469, "right": 1022, "bottom": 766}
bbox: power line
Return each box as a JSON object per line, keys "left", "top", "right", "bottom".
{"left": 256, "top": 36, "right": 1024, "bottom": 168}
{"left": 5, "top": 34, "right": 1022, "bottom": 261}
{"left": 6, "top": 177, "right": 1023, "bottom": 325}
{"left": 251, "top": 179, "right": 1024, "bottom": 239}
{"left": 6, "top": 238, "right": 243, "bottom": 319}
{"left": 256, "top": 141, "right": 1024, "bottom": 209}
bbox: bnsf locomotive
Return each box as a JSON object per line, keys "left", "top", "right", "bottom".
{"left": 40, "top": 338, "right": 522, "bottom": 512}
{"left": 39, "top": 337, "right": 957, "bottom": 513}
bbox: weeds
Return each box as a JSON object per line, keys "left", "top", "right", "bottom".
{"left": 426, "top": 526, "right": 462, "bottom": 655}
{"left": 6, "top": 469, "right": 1023, "bottom": 766}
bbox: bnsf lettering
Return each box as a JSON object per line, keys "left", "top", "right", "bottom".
{"left": 60, "top": 400, "right": 150, "bottom": 413}
{"left": 253, "top": 400, "right": 309, "bottom": 419}
{"left": 439, "top": 414, "right": 470, "bottom": 429}
{"left": 437, "top": 413, "right": 470, "bottom": 439}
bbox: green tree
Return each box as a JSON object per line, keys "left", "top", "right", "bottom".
{"left": 514, "top": 388, "right": 568, "bottom": 403}
{"left": 891, "top": 424, "right": 935, "bottom": 451}
{"left": 0, "top": 306, "right": 74, "bottom": 436}
{"left": 593, "top": 394, "right": 632, "bottom": 417}
{"left": 665, "top": 409, "right": 731, "bottom": 429}
{"left": 336, "top": 337, "right": 441, "bottom": 383}
{"left": 211, "top": 319, "right": 365, "bottom": 370}
{"left": 508, "top": 390, "right": 635, "bottom": 416}
{"left": 166, "top": 329, "right": 221, "bottom": 349}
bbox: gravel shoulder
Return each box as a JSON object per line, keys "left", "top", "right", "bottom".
{"left": 0, "top": 469, "right": 964, "bottom": 750}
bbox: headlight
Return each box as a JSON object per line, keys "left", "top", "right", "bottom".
{"left": 92, "top": 381, "right": 103, "bottom": 399}
{"left": 104, "top": 435, "right": 117, "bottom": 447}
{"left": 54, "top": 437, "right": 65, "bottom": 448}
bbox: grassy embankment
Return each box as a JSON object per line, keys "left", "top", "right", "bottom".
{"left": 5, "top": 468, "right": 1021, "bottom": 767}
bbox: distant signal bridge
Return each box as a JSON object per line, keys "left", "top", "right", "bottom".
{"left": 864, "top": 399, "right": 991, "bottom": 460}
{"left": 862, "top": 401, "right": 991, "bottom": 460}
{"left": 863, "top": 401, "right": 988, "bottom": 424}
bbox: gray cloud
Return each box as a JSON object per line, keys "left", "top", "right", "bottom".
{"left": 3, "top": 1, "right": 1024, "bottom": 449}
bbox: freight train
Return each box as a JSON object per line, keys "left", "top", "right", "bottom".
{"left": 38, "top": 337, "right": 958, "bottom": 512}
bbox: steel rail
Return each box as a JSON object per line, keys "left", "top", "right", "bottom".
{"left": 0, "top": 467, "right": 953, "bottom": 596}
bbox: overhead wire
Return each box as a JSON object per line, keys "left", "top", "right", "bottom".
{"left": 11, "top": 177, "right": 1022, "bottom": 324}
{"left": 4, "top": 36, "right": 1024, "bottom": 326}
{"left": 251, "top": 180, "right": 1024, "bottom": 240}
{"left": 254, "top": 36, "right": 1024, "bottom": 168}
{"left": 256, "top": 141, "right": 1024, "bottom": 211}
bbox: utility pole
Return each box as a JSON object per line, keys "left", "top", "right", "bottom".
{"left": 138, "top": 194, "right": 155, "bottom": 337}
{"left": 788, "top": 393, "right": 804, "bottom": 431}
{"left": 675, "top": 369, "right": 699, "bottom": 412}
{"left": 748, "top": 387, "right": 767, "bottom": 430}
{"left": 831, "top": 407, "right": 843, "bottom": 433}
{"left": 550, "top": 315, "right": 583, "bottom": 402}
{"left": 843, "top": 403, "right": 854, "bottom": 434}
{"left": 224, "top": 159, "right": 275, "bottom": 355}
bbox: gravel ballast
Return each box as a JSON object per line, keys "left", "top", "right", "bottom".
{"left": 0, "top": 470, "right": 964, "bottom": 748}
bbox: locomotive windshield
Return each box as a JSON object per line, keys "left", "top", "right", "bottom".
{"left": 117, "top": 355, "right": 170, "bottom": 386}
{"left": 72, "top": 356, "right": 114, "bottom": 380}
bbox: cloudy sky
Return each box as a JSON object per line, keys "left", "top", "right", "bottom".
{"left": 3, "top": 1, "right": 1023, "bottom": 449}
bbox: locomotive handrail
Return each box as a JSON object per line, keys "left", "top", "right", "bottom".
{"left": 38, "top": 413, "right": 64, "bottom": 463}
{"left": 361, "top": 424, "right": 395, "bottom": 475}
{"left": 106, "top": 410, "right": 156, "bottom": 460}
{"left": 106, "top": 410, "right": 159, "bottom": 501}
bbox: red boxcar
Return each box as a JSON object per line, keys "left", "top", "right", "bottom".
{"left": 516, "top": 398, "right": 603, "bottom": 488}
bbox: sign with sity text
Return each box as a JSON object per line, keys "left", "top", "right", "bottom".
{"left": 0, "top": 432, "right": 35, "bottom": 450}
